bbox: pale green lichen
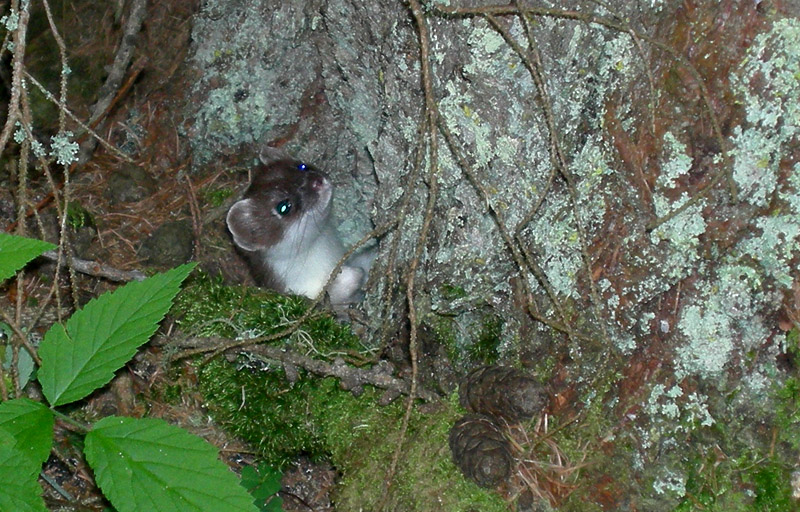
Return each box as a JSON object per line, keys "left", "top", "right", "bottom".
{"left": 50, "top": 131, "right": 78, "bottom": 166}
{"left": 730, "top": 127, "right": 779, "bottom": 207}
{"left": 671, "top": 18, "right": 800, "bottom": 381}
{"left": 649, "top": 131, "right": 708, "bottom": 282}
{"left": 730, "top": 18, "right": 800, "bottom": 208}
{"left": 676, "top": 264, "right": 768, "bottom": 379}
{"left": 639, "top": 311, "right": 655, "bottom": 331}
{"left": 653, "top": 469, "right": 686, "bottom": 497}
{"left": 190, "top": 5, "right": 303, "bottom": 162}
{"left": 649, "top": 196, "right": 706, "bottom": 281}
{"left": 600, "top": 32, "right": 636, "bottom": 80}
{"left": 740, "top": 215, "right": 799, "bottom": 288}
{"left": 656, "top": 132, "right": 693, "bottom": 190}
{"left": 646, "top": 384, "right": 714, "bottom": 428}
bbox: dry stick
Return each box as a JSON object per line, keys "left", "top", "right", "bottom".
{"left": 39, "top": 0, "right": 82, "bottom": 316}
{"left": 487, "top": 12, "right": 610, "bottom": 345}
{"left": 0, "top": 310, "right": 43, "bottom": 367}
{"left": 436, "top": 3, "right": 736, "bottom": 229}
{"left": 507, "top": 2, "right": 578, "bottom": 340}
{"left": 377, "top": 117, "right": 428, "bottom": 348}
{"left": 41, "top": 0, "right": 68, "bottom": 132}
{"left": 23, "top": 71, "right": 134, "bottom": 163}
{"left": 0, "top": 1, "right": 28, "bottom": 398}
{"left": 19, "top": 98, "right": 68, "bottom": 317}
{"left": 26, "top": 203, "right": 68, "bottom": 329}
{"left": 9, "top": 0, "right": 32, "bottom": 397}
{"left": 586, "top": 0, "right": 658, "bottom": 135}
{"left": 172, "top": 336, "right": 439, "bottom": 402}
{"left": 79, "top": 0, "right": 148, "bottom": 163}
{"left": 510, "top": 167, "right": 575, "bottom": 338}
{"left": 11, "top": 140, "right": 31, "bottom": 394}
{"left": 39, "top": 250, "right": 147, "bottom": 282}
{"left": 0, "top": 0, "right": 29, "bottom": 152}
{"left": 183, "top": 172, "right": 203, "bottom": 253}
{"left": 17, "top": 36, "right": 71, "bottom": 327}
{"left": 379, "top": 1, "right": 439, "bottom": 506}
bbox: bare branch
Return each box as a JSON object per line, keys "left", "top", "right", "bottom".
{"left": 79, "top": 0, "right": 148, "bottom": 162}
{"left": 167, "top": 336, "right": 439, "bottom": 402}
{"left": 40, "top": 250, "right": 147, "bottom": 282}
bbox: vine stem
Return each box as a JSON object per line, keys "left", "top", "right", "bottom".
{"left": 435, "top": 3, "right": 736, "bottom": 230}
{"left": 379, "top": 0, "right": 440, "bottom": 507}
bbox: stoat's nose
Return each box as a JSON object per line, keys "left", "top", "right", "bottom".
{"left": 309, "top": 175, "right": 330, "bottom": 192}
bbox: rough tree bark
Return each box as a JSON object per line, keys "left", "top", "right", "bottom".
{"left": 186, "top": 0, "right": 800, "bottom": 508}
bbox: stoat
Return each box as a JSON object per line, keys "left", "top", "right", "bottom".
{"left": 226, "top": 159, "right": 366, "bottom": 304}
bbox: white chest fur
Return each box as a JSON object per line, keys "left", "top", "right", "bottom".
{"left": 262, "top": 226, "right": 362, "bottom": 304}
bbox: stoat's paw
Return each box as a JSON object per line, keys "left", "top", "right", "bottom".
{"left": 328, "top": 265, "right": 365, "bottom": 305}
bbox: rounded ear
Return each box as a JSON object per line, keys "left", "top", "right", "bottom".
{"left": 226, "top": 198, "right": 267, "bottom": 251}
{"left": 259, "top": 145, "right": 291, "bottom": 164}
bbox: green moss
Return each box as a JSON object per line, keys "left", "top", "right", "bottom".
{"left": 427, "top": 312, "right": 503, "bottom": 368}
{"left": 667, "top": 371, "right": 800, "bottom": 511}
{"left": 775, "top": 377, "right": 800, "bottom": 452}
{"left": 750, "top": 463, "right": 794, "bottom": 510}
{"left": 467, "top": 314, "right": 503, "bottom": 365}
{"left": 201, "top": 187, "right": 234, "bottom": 208}
{"left": 178, "top": 272, "right": 504, "bottom": 510}
{"left": 430, "top": 315, "right": 460, "bottom": 362}
{"left": 198, "top": 361, "right": 505, "bottom": 510}
{"left": 66, "top": 201, "right": 94, "bottom": 230}
{"left": 438, "top": 283, "right": 468, "bottom": 301}
{"left": 199, "top": 361, "right": 331, "bottom": 466}
{"left": 173, "top": 271, "right": 363, "bottom": 355}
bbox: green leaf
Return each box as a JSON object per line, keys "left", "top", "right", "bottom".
{"left": 38, "top": 263, "right": 196, "bottom": 406}
{"left": 0, "top": 444, "right": 48, "bottom": 512}
{"left": 240, "top": 464, "right": 283, "bottom": 512}
{"left": 85, "top": 416, "right": 258, "bottom": 512}
{"left": 0, "top": 398, "right": 54, "bottom": 468}
{"left": 0, "top": 233, "right": 56, "bottom": 283}
{"left": 4, "top": 343, "right": 36, "bottom": 390}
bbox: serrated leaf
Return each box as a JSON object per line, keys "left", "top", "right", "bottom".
{"left": 5, "top": 343, "right": 36, "bottom": 390}
{"left": 0, "top": 398, "right": 54, "bottom": 468}
{"left": 85, "top": 416, "right": 258, "bottom": 512}
{"left": 0, "top": 233, "right": 56, "bottom": 283}
{"left": 38, "top": 263, "right": 196, "bottom": 406}
{"left": 240, "top": 464, "right": 283, "bottom": 512}
{"left": 0, "top": 444, "right": 48, "bottom": 512}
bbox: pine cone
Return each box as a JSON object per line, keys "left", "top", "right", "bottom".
{"left": 460, "top": 365, "right": 547, "bottom": 422}
{"left": 449, "top": 414, "right": 513, "bottom": 488}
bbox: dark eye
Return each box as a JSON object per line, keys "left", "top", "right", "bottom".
{"left": 275, "top": 200, "right": 292, "bottom": 216}
{"left": 297, "top": 163, "right": 307, "bottom": 171}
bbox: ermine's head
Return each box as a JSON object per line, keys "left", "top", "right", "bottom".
{"left": 226, "top": 160, "right": 333, "bottom": 257}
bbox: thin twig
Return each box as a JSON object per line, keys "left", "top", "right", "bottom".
{"left": 39, "top": 250, "right": 147, "bottom": 282}
{"left": 0, "top": 0, "right": 29, "bottom": 153}
{"left": 0, "top": 310, "right": 43, "bottom": 367}
{"left": 486, "top": 11, "right": 609, "bottom": 345}
{"left": 438, "top": 119, "right": 582, "bottom": 342}
{"left": 41, "top": 0, "right": 81, "bottom": 311}
{"left": 79, "top": 0, "right": 148, "bottom": 163}
{"left": 380, "top": 0, "right": 439, "bottom": 506}
{"left": 41, "top": 0, "right": 68, "bottom": 132}
{"left": 168, "top": 336, "right": 439, "bottom": 402}
{"left": 23, "top": 71, "right": 134, "bottom": 162}
{"left": 377, "top": 116, "right": 427, "bottom": 347}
